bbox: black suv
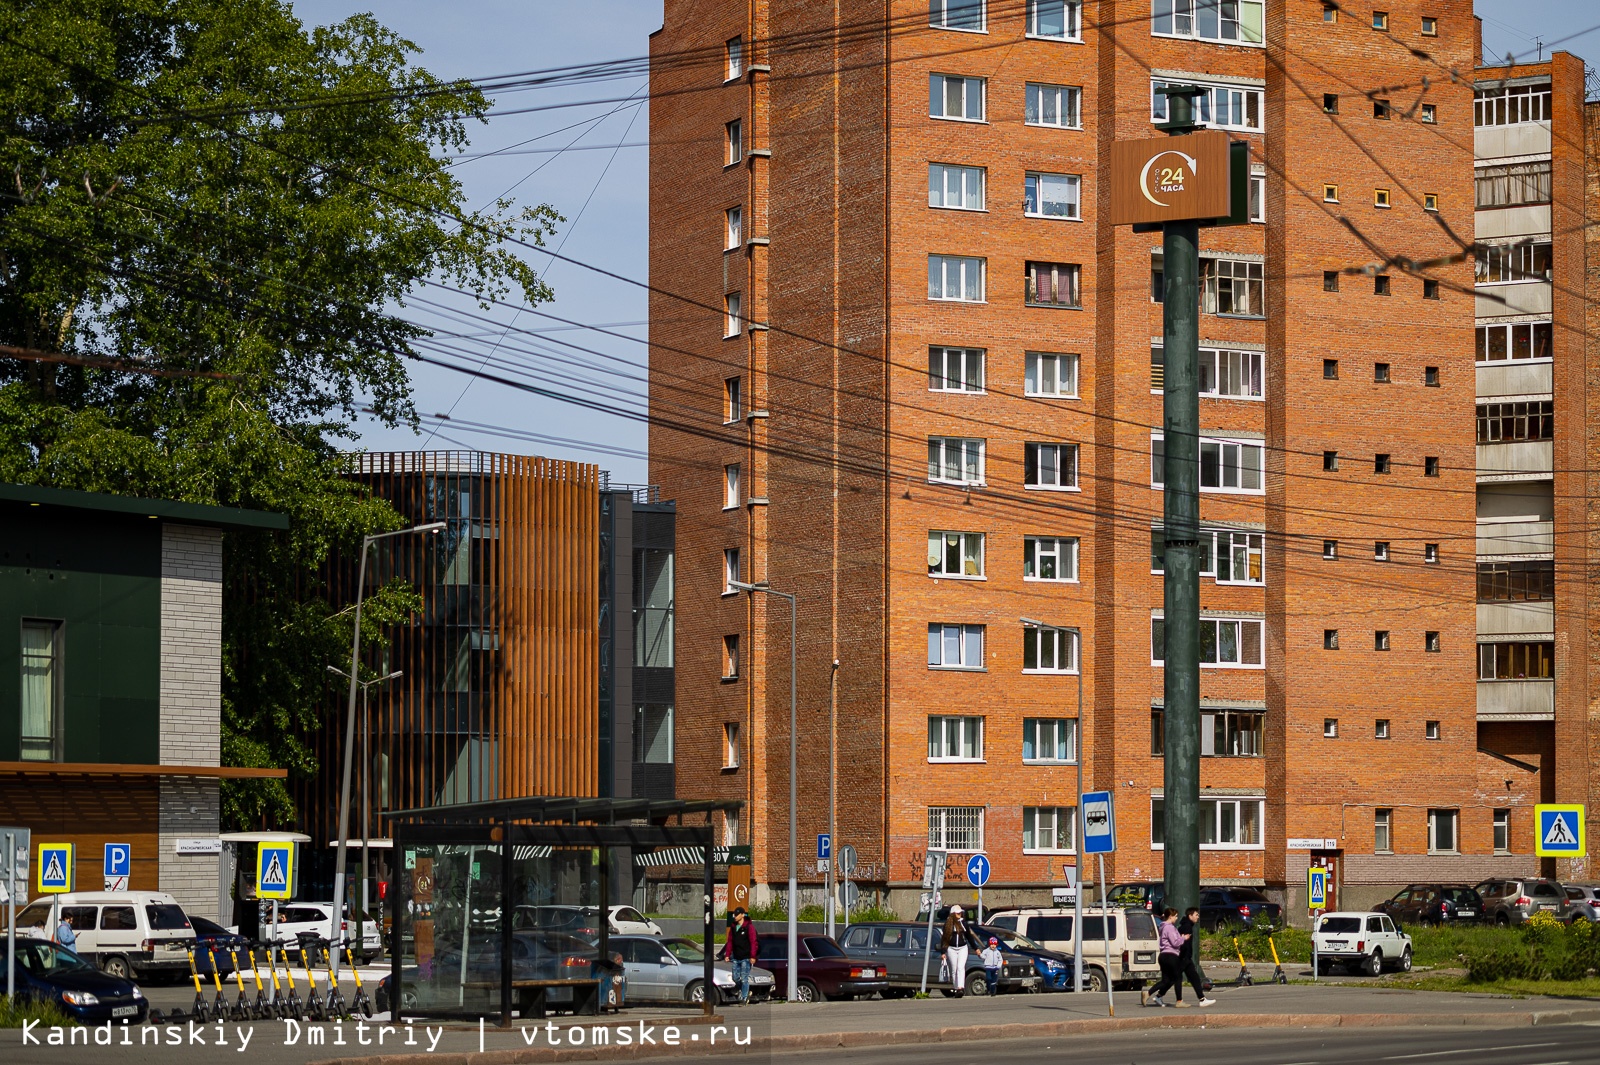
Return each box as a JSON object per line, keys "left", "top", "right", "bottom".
{"left": 1375, "top": 884, "right": 1483, "bottom": 927}
{"left": 1197, "top": 887, "right": 1282, "bottom": 930}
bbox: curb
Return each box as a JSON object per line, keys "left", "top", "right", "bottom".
{"left": 311, "top": 1006, "right": 1600, "bottom": 1064}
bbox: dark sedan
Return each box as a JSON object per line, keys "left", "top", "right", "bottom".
{"left": 754, "top": 934, "right": 890, "bottom": 1002}
{"left": 1198, "top": 887, "right": 1282, "bottom": 930}
{"left": 1, "top": 939, "right": 149, "bottom": 1025}
{"left": 190, "top": 916, "right": 254, "bottom": 976}
{"left": 969, "top": 924, "right": 1073, "bottom": 991}
{"left": 1376, "top": 884, "right": 1484, "bottom": 927}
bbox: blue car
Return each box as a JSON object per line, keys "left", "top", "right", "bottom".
{"left": 969, "top": 924, "right": 1074, "bottom": 992}
{"left": 1, "top": 938, "right": 149, "bottom": 1024}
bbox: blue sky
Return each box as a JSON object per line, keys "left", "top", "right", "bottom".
{"left": 287, "top": 2, "right": 1596, "bottom": 486}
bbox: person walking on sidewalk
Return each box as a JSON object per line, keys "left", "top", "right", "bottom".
{"left": 980, "top": 936, "right": 1004, "bottom": 995}
{"left": 942, "top": 905, "right": 971, "bottom": 992}
{"left": 1177, "top": 906, "right": 1217, "bottom": 1006}
{"left": 1143, "top": 909, "right": 1189, "bottom": 1007}
{"left": 718, "top": 907, "right": 758, "bottom": 1004}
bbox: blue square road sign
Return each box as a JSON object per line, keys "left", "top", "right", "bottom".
{"left": 1080, "top": 791, "right": 1116, "bottom": 854}
{"left": 1535, "top": 804, "right": 1585, "bottom": 857}
{"left": 104, "top": 843, "right": 131, "bottom": 879}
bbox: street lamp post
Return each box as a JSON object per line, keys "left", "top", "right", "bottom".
{"left": 729, "top": 579, "right": 798, "bottom": 1004}
{"left": 330, "top": 522, "right": 444, "bottom": 981}
{"left": 1023, "top": 618, "right": 1085, "bottom": 994}
{"left": 327, "top": 665, "right": 402, "bottom": 960}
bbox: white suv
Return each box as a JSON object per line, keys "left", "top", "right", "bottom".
{"left": 1313, "top": 911, "right": 1412, "bottom": 976}
{"left": 258, "top": 902, "right": 382, "bottom": 961}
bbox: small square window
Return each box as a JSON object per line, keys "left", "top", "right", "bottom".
{"left": 1424, "top": 542, "right": 1439, "bottom": 564}
{"left": 1375, "top": 719, "right": 1391, "bottom": 739}
{"left": 1425, "top": 631, "right": 1441, "bottom": 653}
{"left": 1374, "top": 98, "right": 1392, "bottom": 120}
{"left": 1323, "top": 271, "right": 1340, "bottom": 292}
{"left": 1323, "top": 450, "right": 1339, "bottom": 471}
{"left": 1324, "top": 629, "right": 1340, "bottom": 650}
{"left": 1423, "top": 279, "right": 1440, "bottom": 300}
{"left": 1375, "top": 630, "right": 1390, "bottom": 651}
{"left": 1374, "top": 453, "right": 1391, "bottom": 474}
{"left": 1374, "top": 275, "right": 1391, "bottom": 296}
{"left": 1425, "top": 720, "right": 1441, "bottom": 740}
{"left": 1323, "top": 2, "right": 1337, "bottom": 21}
{"left": 1424, "top": 456, "right": 1439, "bottom": 477}
{"left": 1421, "top": 103, "right": 1437, "bottom": 123}
{"left": 1372, "top": 11, "right": 1389, "bottom": 30}
{"left": 1374, "top": 541, "right": 1390, "bottom": 561}
{"left": 1323, "top": 183, "right": 1339, "bottom": 203}
{"left": 1423, "top": 192, "right": 1438, "bottom": 211}
{"left": 1324, "top": 718, "right": 1339, "bottom": 737}
{"left": 1421, "top": 16, "right": 1437, "bottom": 35}
{"left": 1324, "top": 93, "right": 1340, "bottom": 114}
{"left": 1424, "top": 366, "right": 1439, "bottom": 386}
{"left": 1323, "top": 357, "right": 1339, "bottom": 378}
{"left": 1374, "top": 362, "right": 1390, "bottom": 383}
{"left": 1323, "top": 540, "right": 1338, "bottom": 560}
{"left": 1374, "top": 188, "right": 1391, "bottom": 208}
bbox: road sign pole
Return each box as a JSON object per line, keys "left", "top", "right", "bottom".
{"left": 1099, "top": 853, "right": 1113, "bottom": 1017}
{"left": 919, "top": 851, "right": 945, "bottom": 995}
{"left": 6, "top": 831, "right": 14, "bottom": 1003}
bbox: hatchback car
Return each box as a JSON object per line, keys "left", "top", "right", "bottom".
{"left": 1375, "top": 884, "right": 1484, "bottom": 927}
{"left": 512, "top": 904, "right": 663, "bottom": 938}
{"left": 189, "top": 915, "right": 255, "bottom": 976}
{"left": 1474, "top": 877, "right": 1568, "bottom": 925}
{"left": 1562, "top": 885, "right": 1600, "bottom": 923}
{"left": 259, "top": 901, "right": 382, "bottom": 961}
{"left": 754, "top": 933, "right": 889, "bottom": 1001}
{"left": 612, "top": 934, "right": 774, "bottom": 1005}
{"left": 0, "top": 939, "right": 148, "bottom": 1024}
{"left": 1313, "top": 911, "right": 1413, "bottom": 976}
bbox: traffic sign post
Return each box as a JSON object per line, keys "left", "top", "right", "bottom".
{"left": 1309, "top": 866, "right": 1329, "bottom": 982}
{"left": 36, "top": 843, "right": 73, "bottom": 894}
{"left": 2, "top": 827, "right": 30, "bottom": 1004}
{"left": 966, "top": 853, "right": 991, "bottom": 922}
{"left": 256, "top": 842, "right": 298, "bottom": 900}
{"left": 1078, "top": 793, "right": 1116, "bottom": 1017}
{"left": 838, "top": 843, "right": 857, "bottom": 920}
{"left": 104, "top": 843, "right": 131, "bottom": 892}
{"left": 919, "top": 850, "right": 947, "bottom": 995}
{"left": 1535, "top": 804, "right": 1585, "bottom": 857}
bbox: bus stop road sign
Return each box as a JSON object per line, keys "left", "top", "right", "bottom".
{"left": 1535, "top": 804, "right": 1585, "bottom": 857}
{"left": 1080, "top": 791, "right": 1116, "bottom": 854}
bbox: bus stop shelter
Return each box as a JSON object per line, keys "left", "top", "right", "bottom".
{"left": 386, "top": 796, "right": 741, "bottom": 1026}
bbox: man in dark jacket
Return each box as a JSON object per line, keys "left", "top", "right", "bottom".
{"left": 1177, "top": 906, "right": 1215, "bottom": 1006}
{"left": 718, "top": 908, "right": 758, "bottom": 1004}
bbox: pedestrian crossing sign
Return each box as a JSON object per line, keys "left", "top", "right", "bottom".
{"left": 256, "top": 843, "right": 297, "bottom": 900}
{"left": 36, "top": 843, "right": 72, "bottom": 894}
{"left": 1534, "top": 804, "right": 1585, "bottom": 858}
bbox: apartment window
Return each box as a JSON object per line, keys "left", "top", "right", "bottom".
{"left": 1421, "top": 103, "right": 1437, "bottom": 123}
{"left": 1374, "top": 454, "right": 1390, "bottom": 474}
{"left": 1374, "top": 275, "right": 1391, "bottom": 296}
{"left": 1151, "top": 526, "right": 1264, "bottom": 585}
{"left": 1424, "top": 543, "right": 1439, "bottom": 564}
{"left": 1425, "top": 630, "right": 1441, "bottom": 652}
{"left": 1323, "top": 540, "right": 1338, "bottom": 560}
{"left": 20, "top": 619, "right": 61, "bottom": 761}
{"left": 927, "top": 436, "right": 985, "bottom": 484}
{"left": 928, "top": 530, "right": 984, "bottom": 578}
{"left": 928, "top": 623, "right": 984, "bottom": 669}
{"left": 1374, "top": 541, "right": 1390, "bottom": 561}
{"left": 1323, "top": 272, "right": 1339, "bottom": 294}
{"left": 726, "top": 37, "right": 743, "bottom": 80}
{"left": 1151, "top": 615, "right": 1264, "bottom": 668}
{"left": 1474, "top": 83, "right": 1552, "bottom": 126}
{"left": 1424, "top": 192, "right": 1438, "bottom": 211}
{"left": 1024, "top": 172, "right": 1081, "bottom": 219}
{"left": 1425, "top": 366, "right": 1439, "bottom": 386}
{"left": 1421, "top": 15, "right": 1438, "bottom": 35}
{"left": 1023, "top": 807, "right": 1077, "bottom": 853}
{"left": 1025, "top": 82, "right": 1082, "bottom": 128}
{"left": 636, "top": 704, "right": 674, "bottom": 762}
{"left": 1323, "top": 93, "right": 1339, "bottom": 114}
{"left": 930, "top": 74, "right": 985, "bottom": 120}
{"left": 1476, "top": 162, "right": 1552, "bottom": 208}
{"left": 1027, "top": 0, "right": 1082, "bottom": 39}
{"left": 723, "top": 722, "right": 741, "bottom": 769}
{"left": 1201, "top": 258, "right": 1264, "bottom": 316}
{"left": 1477, "top": 641, "right": 1555, "bottom": 680}
{"left": 1324, "top": 718, "right": 1339, "bottom": 738}
{"left": 1374, "top": 809, "right": 1393, "bottom": 853}
{"left": 1424, "top": 456, "right": 1439, "bottom": 476}
{"left": 1423, "top": 280, "right": 1440, "bottom": 300}
{"left": 928, "top": 715, "right": 984, "bottom": 761}
{"left": 1025, "top": 261, "right": 1081, "bottom": 308}
{"left": 1024, "top": 442, "right": 1078, "bottom": 490}
{"left": 723, "top": 464, "right": 740, "bottom": 509}
{"left": 1476, "top": 322, "right": 1554, "bottom": 362}
{"left": 1426, "top": 720, "right": 1441, "bottom": 740}
{"left": 930, "top": 0, "right": 985, "bottom": 32}
{"left": 721, "top": 634, "right": 740, "bottom": 679}
{"left": 1428, "top": 809, "right": 1458, "bottom": 854}
{"left": 1323, "top": 359, "right": 1339, "bottom": 380}
{"left": 1477, "top": 560, "right": 1555, "bottom": 602}
{"left": 1025, "top": 352, "right": 1078, "bottom": 397}
{"left": 726, "top": 120, "right": 742, "bottom": 165}
{"left": 1323, "top": 1, "right": 1337, "bottom": 20}
{"left": 1249, "top": 174, "right": 1265, "bottom": 222}
{"left": 1024, "top": 536, "right": 1079, "bottom": 581}
{"left": 1023, "top": 718, "right": 1078, "bottom": 763}
{"left": 725, "top": 206, "right": 742, "bottom": 249}
{"left": 1023, "top": 625, "right": 1078, "bottom": 673}
{"left": 1151, "top": 344, "right": 1164, "bottom": 388}
{"left": 1493, "top": 809, "right": 1511, "bottom": 853}
{"left": 1150, "top": 435, "right": 1264, "bottom": 492}
{"left": 1372, "top": 11, "right": 1389, "bottom": 30}
{"left": 928, "top": 806, "right": 984, "bottom": 851}
{"left": 1153, "top": 708, "right": 1266, "bottom": 758}
{"left": 724, "top": 376, "right": 742, "bottom": 422}
{"left": 1374, "top": 98, "right": 1391, "bottom": 120}
{"left": 1151, "top": 0, "right": 1264, "bottom": 45}
{"left": 1152, "top": 79, "right": 1262, "bottom": 131}
{"left": 1374, "top": 362, "right": 1390, "bottom": 383}
{"left": 928, "top": 254, "right": 986, "bottom": 301}
{"left": 1323, "top": 183, "right": 1339, "bottom": 203}
{"left": 1324, "top": 629, "right": 1339, "bottom": 650}
{"left": 929, "top": 163, "right": 985, "bottom": 210}
{"left": 1375, "top": 630, "right": 1390, "bottom": 651}
{"left": 722, "top": 548, "right": 740, "bottom": 592}
{"left": 1198, "top": 347, "right": 1263, "bottom": 398}
{"left": 929, "top": 346, "right": 986, "bottom": 393}
{"left": 1150, "top": 797, "right": 1264, "bottom": 848}
{"left": 1476, "top": 241, "right": 1553, "bottom": 284}
{"left": 724, "top": 292, "right": 742, "bottom": 336}
{"left": 1375, "top": 719, "right": 1391, "bottom": 739}
{"left": 1374, "top": 188, "right": 1391, "bottom": 208}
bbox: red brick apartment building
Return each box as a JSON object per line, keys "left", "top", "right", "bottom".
{"left": 647, "top": 0, "right": 1597, "bottom": 914}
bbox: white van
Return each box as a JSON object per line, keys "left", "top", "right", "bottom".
{"left": 985, "top": 906, "right": 1161, "bottom": 990}
{"left": 12, "top": 892, "right": 196, "bottom": 980}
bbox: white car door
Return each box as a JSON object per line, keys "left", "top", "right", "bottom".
{"left": 1378, "top": 915, "right": 1404, "bottom": 956}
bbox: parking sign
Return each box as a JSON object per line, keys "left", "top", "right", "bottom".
{"left": 1080, "top": 791, "right": 1116, "bottom": 854}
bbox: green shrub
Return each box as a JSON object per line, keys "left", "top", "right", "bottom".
{"left": 847, "top": 904, "right": 900, "bottom": 923}
{"left": 0, "top": 996, "right": 73, "bottom": 1029}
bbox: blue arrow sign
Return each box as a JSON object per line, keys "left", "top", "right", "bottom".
{"left": 817, "top": 834, "right": 831, "bottom": 861}
{"left": 1080, "top": 791, "right": 1116, "bottom": 854}
{"left": 104, "top": 843, "right": 131, "bottom": 878}
{"left": 966, "top": 853, "right": 991, "bottom": 888}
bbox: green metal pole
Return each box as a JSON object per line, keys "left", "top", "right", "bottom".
{"left": 1160, "top": 87, "right": 1205, "bottom": 919}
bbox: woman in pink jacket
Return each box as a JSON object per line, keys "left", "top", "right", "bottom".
{"left": 1143, "top": 908, "right": 1191, "bottom": 1008}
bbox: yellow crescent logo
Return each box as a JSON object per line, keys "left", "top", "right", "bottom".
{"left": 1139, "top": 149, "right": 1200, "bottom": 208}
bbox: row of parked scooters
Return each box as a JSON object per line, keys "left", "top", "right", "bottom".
{"left": 149, "top": 939, "right": 373, "bottom": 1024}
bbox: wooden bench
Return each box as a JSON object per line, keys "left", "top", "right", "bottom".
{"left": 464, "top": 978, "right": 603, "bottom": 1018}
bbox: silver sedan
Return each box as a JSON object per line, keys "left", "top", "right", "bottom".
{"left": 611, "top": 935, "right": 775, "bottom": 1005}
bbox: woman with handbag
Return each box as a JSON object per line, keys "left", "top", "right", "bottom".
{"left": 941, "top": 905, "right": 971, "bottom": 992}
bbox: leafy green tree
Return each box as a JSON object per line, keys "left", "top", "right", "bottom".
{"left": 0, "top": 0, "right": 558, "bottom": 826}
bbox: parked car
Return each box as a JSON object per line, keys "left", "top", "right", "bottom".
{"left": 611, "top": 934, "right": 774, "bottom": 1005}
{"left": 753, "top": 933, "right": 890, "bottom": 1001}
{"left": 189, "top": 915, "right": 255, "bottom": 976}
{"left": 1312, "top": 911, "right": 1413, "bottom": 976}
{"left": 511, "top": 904, "right": 663, "bottom": 938}
{"left": 983, "top": 907, "right": 1160, "bottom": 990}
{"left": 258, "top": 901, "right": 382, "bottom": 961}
{"left": 0, "top": 938, "right": 148, "bottom": 1024}
{"left": 1562, "top": 885, "right": 1600, "bottom": 923}
{"left": 12, "top": 891, "right": 195, "bottom": 981}
{"left": 1474, "top": 877, "right": 1569, "bottom": 925}
{"left": 969, "top": 923, "right": 1073, "bottom": 992}
{"left": 1106, "top": 882, "right": 1165, "bottom": 913}
{"left": 1374, "top": 884, "right": 1484, "bottom": 927}
{"left": 1196, "top": 887, "right": 1283, "bottom": 931}
{"left": 838, "top": 920, "right": 1039, "bottom": 996}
